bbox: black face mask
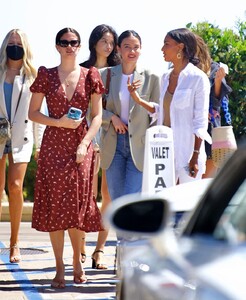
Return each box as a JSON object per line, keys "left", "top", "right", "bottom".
{"left": 6, "top": 45, "right": 24, "bottom": 60}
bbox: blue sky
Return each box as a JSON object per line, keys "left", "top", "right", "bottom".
{"left": 1, "top": 0, "right": 245, "bottom": 75}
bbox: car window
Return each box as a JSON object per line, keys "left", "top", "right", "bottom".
{"left": 213, "top": 179, "right": 246, "bottom": 243}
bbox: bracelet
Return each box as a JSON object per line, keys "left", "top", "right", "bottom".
{"left": 193, "top": 150, "right": 200, "bottom": 154}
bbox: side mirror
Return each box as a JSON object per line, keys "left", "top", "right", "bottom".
{"left": 104, "top": 193, "right": 170, "bottom": 237}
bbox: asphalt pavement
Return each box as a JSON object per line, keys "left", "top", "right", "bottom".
{"left": 0, "top": 222, "right": 118, "bottom": 300}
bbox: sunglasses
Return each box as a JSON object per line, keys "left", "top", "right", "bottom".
{"left": 58, "top": 40, "right": 80, "bottom": 48}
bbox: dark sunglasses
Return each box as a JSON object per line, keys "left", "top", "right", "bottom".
{"left": 58, "top": 40, "right": 80, "bottom": 48}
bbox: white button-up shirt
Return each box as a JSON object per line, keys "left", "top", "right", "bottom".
{"left": 152, "top": 63, "right": 211, "bottom": 174}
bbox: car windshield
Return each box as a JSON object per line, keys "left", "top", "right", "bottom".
{"left": 213, "top": 179, "right": 246, "bottom": 243}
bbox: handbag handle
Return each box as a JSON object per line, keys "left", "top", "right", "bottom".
{"left": 209, "top": 95, "right": 231, "bottom": 126}
{"left": 221, "top": 96, "right": 231, "bottom": 125}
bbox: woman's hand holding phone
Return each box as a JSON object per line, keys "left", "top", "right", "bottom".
{"left": 58, "top": 115, "right": 83, "bottom": 129}
{"left": 57, "top": 107, "right": 84, "bottom": 129}
{"left": 67, "top": 107, "right": 82, "bottom": 120}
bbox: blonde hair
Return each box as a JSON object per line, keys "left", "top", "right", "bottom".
{"left": 0, "top": 29, "right": 37, "bottom": 84}
{"left": 195, "top": 34, "right": 212, "bottom": 76}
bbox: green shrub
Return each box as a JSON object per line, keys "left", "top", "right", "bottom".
{"left": 23, "top": 152, "right": 37, "bottom": 201}
{"left": 188, "top": 20, "right": 246, "bottom": 141}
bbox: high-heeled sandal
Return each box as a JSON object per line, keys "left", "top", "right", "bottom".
{"left": 73, "top": 271, "right": 87, "bottom": 284}
{"left": 81, "top": 237, "right": 86, "bottom": 263}
{"left": 9, "top": 244, "right": 21, "bottom": 263}
{"left": 91, "top": 250, "right": 108, "bottom": 269}
{"left": 81, "top": 253, "right": 86, "bottom": 263}
{"left": 51, "top": 279, "right": 66, "bottom": 289}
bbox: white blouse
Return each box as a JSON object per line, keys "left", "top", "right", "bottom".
{"left": 119, "top": 73, "right": 133, "bottom": 125}
{"left": 151, "top": 63, "right": 211, "bottom": 173}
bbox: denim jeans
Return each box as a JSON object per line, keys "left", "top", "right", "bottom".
{"left": 106, "top": 133, "right": 142, "bottom": 201}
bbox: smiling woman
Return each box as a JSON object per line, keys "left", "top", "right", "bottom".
{"left": 99, "top": 29, "right": 160, "bottom": 202}
{"left": 128, "top": 28, "right": 212, "bottom": 184}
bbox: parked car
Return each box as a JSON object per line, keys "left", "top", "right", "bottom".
{"left": 105, "top": 141, "right": 246, "bottom": 300}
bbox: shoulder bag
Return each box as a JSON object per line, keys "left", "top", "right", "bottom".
{"left": 211, "top": 97, "right": 237, "bottom": 168}
{"left": 0, "top": 75, "right": 25, "bottom": 144}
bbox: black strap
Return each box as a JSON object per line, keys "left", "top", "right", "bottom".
{"left": 12, "top": 74, "right": 25, "bottom": 126}
{"left": 102, "top": 68, "right": 111, "bottom": 109}
{"left": 105, "top": 68, "right": 111, "bottom": 94}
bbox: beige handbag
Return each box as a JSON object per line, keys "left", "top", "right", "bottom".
{"left": 0, "top": 118, "right": 11, "bottom": 144}
{"left": 212, "top": 125, "right": 237, "bottom": 168}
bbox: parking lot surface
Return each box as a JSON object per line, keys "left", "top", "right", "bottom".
{"left": 0, "top": 222, "right": 117, "bottom": 300}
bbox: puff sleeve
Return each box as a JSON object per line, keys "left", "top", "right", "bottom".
{"left": 30, "top": 66, "right": 49, "bottom": 94}
{"left": 87, "top": 66, "right": 105, "bottom": 95}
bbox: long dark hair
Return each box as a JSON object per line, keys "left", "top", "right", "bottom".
{"left": 55, "top": 27, "right": 81, "bottom": 45}
{"left": 80, "top": 24, "right": 120, "bottom": 68}
{"left": 167, "top": 28, "right": 199, "bottom": 66}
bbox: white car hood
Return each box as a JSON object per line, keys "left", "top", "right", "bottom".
{"left": 158, "top": 178, "right": 213, "bottom": 212}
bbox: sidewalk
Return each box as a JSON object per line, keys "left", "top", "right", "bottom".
{"left": 0, "top": 221, "right": 118, "bottom": 300}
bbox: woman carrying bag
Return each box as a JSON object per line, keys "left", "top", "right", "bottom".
{"left": 0, "top": 29, "right": 44, "bottom": 263}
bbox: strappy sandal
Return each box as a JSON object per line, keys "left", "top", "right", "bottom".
{"left": 81, "top": 253, "right": 86, "bottom": 263}
{"left": 9, "top": 244, "right": 21, "bottom": 263}
{"left": 81, "top": 237, "right": 86, "bottom": 263}
{"left": 91, "top": 250, "right": 108, "bottom": 269}
{"left": 73, "top": 270, "right": 87, "bottom": 284}
{"left": 51, "top": 279, "right": 66, "bottom": 289}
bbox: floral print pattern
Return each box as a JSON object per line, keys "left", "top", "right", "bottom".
{"left": 30, "top": 66, "right": 104, "bottom": 232}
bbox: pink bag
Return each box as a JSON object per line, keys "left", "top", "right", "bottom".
{"left": 212, "top": 125, "right": 237, "bottom": 168}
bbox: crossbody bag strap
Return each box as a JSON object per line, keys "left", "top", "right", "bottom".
{"left": 11, "top": 74, "right": 26, "bottom": 126}
{"left": 105, "top": 67, "right": 111, "bottom": 94}
{"left": 102, "top": 68, "right": 111, "bottom": 109}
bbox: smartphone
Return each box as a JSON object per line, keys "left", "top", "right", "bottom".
{"left": 67, "top": 107, "right": 82, "bottom": 120}
{"left": 184, "top": 165, "right": 195, "bottom": 176}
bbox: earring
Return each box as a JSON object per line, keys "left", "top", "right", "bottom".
{"left": 177, "top": 51, "right": 182, "bottom": 59}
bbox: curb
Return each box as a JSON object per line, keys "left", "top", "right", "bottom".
{"left": 1, "top": 201, "right": 102, "bottom": 222}
{"left": 1, "top": 202, "right": 33, "bottom": 222}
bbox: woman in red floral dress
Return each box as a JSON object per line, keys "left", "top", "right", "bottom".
{"left": 28, "top": 27, "right": 104, "bottom": 288}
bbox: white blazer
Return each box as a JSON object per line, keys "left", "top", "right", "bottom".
{"left": 0, "top": 73, "right": 45, "bottom": 163}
